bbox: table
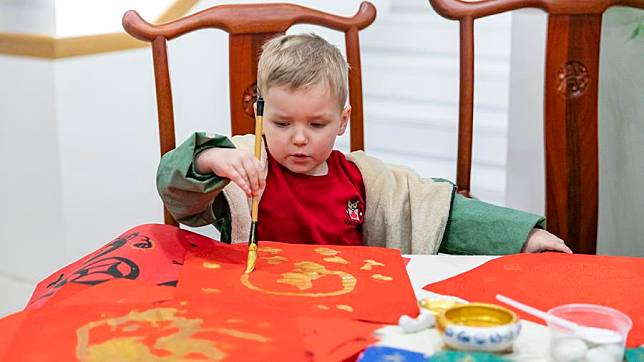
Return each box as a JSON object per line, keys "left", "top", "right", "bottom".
{"left": 375, "top": 255, "right": 552, "bottom": 361}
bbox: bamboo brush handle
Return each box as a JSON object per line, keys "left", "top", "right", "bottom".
{"left": 251, "top": 100, "right": 263, "bottom": 223}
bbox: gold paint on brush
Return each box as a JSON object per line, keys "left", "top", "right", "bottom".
{"left": 314, "top": 247, "right": 339, "bottom": 256}
{"left": 245, "top": 242, "right": 258, "bottom": 273}
{"left": 360, "top": 259, "right": 385, "bottom": 270}
{"left": 371, "top": 274, "right": 393, "bottom": 281}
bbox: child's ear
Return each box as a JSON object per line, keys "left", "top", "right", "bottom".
{"left": 338, "top": 105, "right": 351, "bottom": 136}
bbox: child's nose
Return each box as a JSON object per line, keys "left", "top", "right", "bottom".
{"left": 292, "top": 128, "right": 307, "bottom": 145}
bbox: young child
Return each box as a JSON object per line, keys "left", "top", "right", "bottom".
{"left": 157, "top": 33, "right": 572, "bottom": 255}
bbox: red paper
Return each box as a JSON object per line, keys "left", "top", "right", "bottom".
{"left": 52, "top": 279, "right": 175, "bottom": 307}
{"left": 402, "top": 257, "right": 411, "bottom": 266}
{"left": 299, "top": 317, "right": 380, "bottom": 361}
{"left": 2, "top": 301, "right": 305, "bottom": 361}
{"left": 175, "top": 240, "right": 419, "bottom": 324}
{"left": 1, "top": 282, "right": 380, "bottom": 361}
{"left": 0, "top": 311, "right": 28, "bottom": 361}
{"left": 27, "top": 224, "right": 215, "bottom": 309}
{"left": 3, "top": 224, "right": 407, "bottom": 360}
{"left": 424, "top": 253, "right": 644, "bottom": 347}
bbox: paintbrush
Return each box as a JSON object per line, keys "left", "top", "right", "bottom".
{"left": 245, "top": 96, "right": 264, "bottom": 274}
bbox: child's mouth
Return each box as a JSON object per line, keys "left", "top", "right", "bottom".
{"left": 290, "top": 154, "right": 310, "bottom": 161}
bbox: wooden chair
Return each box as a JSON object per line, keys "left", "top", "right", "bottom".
{"left": 123, "top": 2, "right": 376, "bottom": 226}
{"left": 428, "top": 0, "right": 644, "bottom": 254}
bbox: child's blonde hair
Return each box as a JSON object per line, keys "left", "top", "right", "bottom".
{"left": 257, "top": 33, "right": 349, "bottom": 109}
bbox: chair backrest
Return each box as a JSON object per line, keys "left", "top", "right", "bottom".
{"left": 428, "top": 0, "right": 644, "bottom": 254}
{"left": 123, "top": 2, "right": 376, "bottom": 226}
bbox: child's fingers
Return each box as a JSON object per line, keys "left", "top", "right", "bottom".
{"left": 241, "top": 156, "right": 261, "bottom": 195}
{"left": 543, "top": 240, "right": 573, "bottom": 254}
{"left": 229, "top": 164, "right": 252, "bottom": 196}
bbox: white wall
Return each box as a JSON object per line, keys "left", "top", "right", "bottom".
{"left": 0, "top": 0, "right": 56, "bottom": 35}
{"left": 506, "top": 7, "right": 644, "bottom": 256}
{"left": 0, "top": 55, "right": 65, "bottom": 312}
{"left": 596, "top": 7, "right": 644, "bottom": 256}
{"left": 55, "top": 0, "right": 175, "bottom": 37}
{"left": 505, "top": 9, "right": 547, "bottom": 215}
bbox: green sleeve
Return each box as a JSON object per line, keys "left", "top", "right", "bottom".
{"left": 438, "top": 193, "right": 546, "bottom": 255}
{"left": 156, "top": 132, "right": 236, "bottom": 238}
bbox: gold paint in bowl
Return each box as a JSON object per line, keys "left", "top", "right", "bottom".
{"left": 436, "top": 303, "right": 521, "bottom": 352}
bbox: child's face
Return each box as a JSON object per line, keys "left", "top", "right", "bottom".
{"left": 262, "top": 83, "right": 350, "bottom": 175}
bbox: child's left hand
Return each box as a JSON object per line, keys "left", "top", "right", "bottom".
{"left": 521, "top": 228, "right": 573, "bottom": 253}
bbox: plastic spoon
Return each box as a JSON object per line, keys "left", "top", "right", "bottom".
{"left": 496, "top": 294, "right": 622, "bottom": 345}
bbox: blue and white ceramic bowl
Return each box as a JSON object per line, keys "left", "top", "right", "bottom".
{"left": 436, "top": 303, "right": 521, "bottom": 352}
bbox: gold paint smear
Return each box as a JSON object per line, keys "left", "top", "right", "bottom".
{"left": 316, "top": 305, "right": 331, "bottom": 310}
{"left": 336, "top": 305, "right": 354, "bottom": 312}
{"left": 314, "top": 247, "right": 339, "bottom": 256}
{"left": 121, "top": 325, "right": 140, "bottom": 332}
{"left": 360, "top": 259, "right": 385, "bottom": 270}
{"left": 202, "top": 262, "right": 221, "bottom": 269}
{"left": 205, "top": 328, "right": 270, "bottom": 343}
{"left": 323, "top": 256, "right": 349, "bottom": 264}
{"left": 201, "top": 288, "right": 221, "bottom": 294}
{"left": 279, "top": 272, "right": 315, "bottom": 290}
{"left": 240, "top": 261, "right": 357, "bottom": 297}
{"left": 261, "top": 255, "right": 288, "bottom": 264}
{"left": 258, "top": 246, "right": 282, "bottom": 254}
{"left": 76, "top": 307, "right": 227, "bottom": 361}
{"left": 372, "top": 274, "right": 393, "bottom": 281}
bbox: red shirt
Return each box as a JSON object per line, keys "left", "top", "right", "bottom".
{"left": 257, "top": 151, "right": 366, "bottom": 246}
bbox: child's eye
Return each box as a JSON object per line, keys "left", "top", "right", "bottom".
{"left": 310, "top": 122, "right": 326, "bottom": 128}
{"left": 274, "top": 121, "right": 290, "bottom": 128}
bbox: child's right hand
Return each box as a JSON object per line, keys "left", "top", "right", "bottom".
{"left": 195, "top": 148, "right": 266, "bottom": 197}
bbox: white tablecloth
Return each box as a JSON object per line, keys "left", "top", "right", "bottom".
{"left": 375, "top": 255, "right": 552, "bottom": 361}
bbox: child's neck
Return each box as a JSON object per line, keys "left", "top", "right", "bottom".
{"left": 305, "top": 161, "right": 328, "bottom": 176}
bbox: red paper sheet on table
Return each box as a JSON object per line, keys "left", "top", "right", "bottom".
{"left": 423, "top": 253, "right": 644, "bottom": 347}
{"left": 1, "top": 279, "right": 379, "bottom": 361}
{"left": 4, "top": 223, "right": 400, "bottom": 361}
{"left": 27, "top": 223, "right": 216, "bottom": 309}
{"left": 1, "top": 302, "right": 304, "bottom": 361}
{"left": 176, "top": 240, "right": 419, "bottom": 324}
{"left": 403, "top": 257, "right": 411, "bottom": 266}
